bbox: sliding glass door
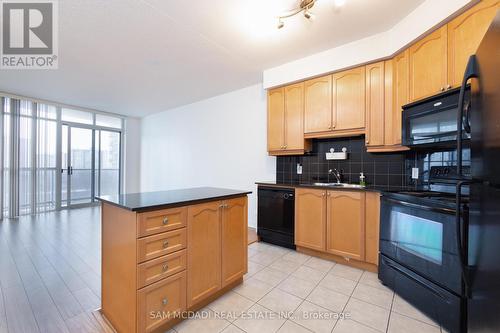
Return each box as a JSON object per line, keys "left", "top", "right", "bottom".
{"left": 95, "top": 130, "right": 121, "bottom": 197}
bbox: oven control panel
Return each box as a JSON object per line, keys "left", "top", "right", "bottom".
{"left": 430, "top": 166, "right": 471, "bottom": 182}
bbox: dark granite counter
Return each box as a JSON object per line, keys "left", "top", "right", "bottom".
{"left": 96, "top": 187, "right": 251, "bottom": 212}
{"left": 255, "top": 181, "right": 418, "bottom": 193}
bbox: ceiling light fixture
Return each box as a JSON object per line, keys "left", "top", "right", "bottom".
{"left": 277, "top": 0, "right": 346, "bottom": 29}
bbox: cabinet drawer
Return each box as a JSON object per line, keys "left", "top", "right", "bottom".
{"left": 137, "top": 229, "right": 187, "bottom": 263}
{"left": 137, "top": 271, "right": 187, "bottom": 333}
{"left": 138, "top": 250, "right": 187, "bottom": 289}
{"left": 138, "top": 207, "right": 187, "bottom": 238}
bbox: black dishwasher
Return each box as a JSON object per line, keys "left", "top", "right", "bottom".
{"left": 257, "top": 186, "right": 295, "bottom": 249}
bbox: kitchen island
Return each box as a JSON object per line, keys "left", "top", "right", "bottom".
{"left": 96, "top": 187, "right": 251, "bottom": 333}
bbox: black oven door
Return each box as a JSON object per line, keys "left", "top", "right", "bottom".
{"left": 380, "top": 196, "right": 463, "bottom": 295}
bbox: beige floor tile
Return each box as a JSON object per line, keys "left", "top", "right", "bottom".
{"left": 258, "top": 288, "right": 303, "bottom": 314}
{"left": 269, "top": 259, "right": 302, "bottom": 274}
{"left": 221, "top": 324, "right": 245, "bottom": 333}
{"left": 174, "top": 308, "right": 231, "bottom": 333}
{"left": 252, "top": 267, "right": 289, "bottom": 287}
{"left": 388, "top": 312, "right": 441, "bottom": 333}
{"left": 277, "top": 320, "right": 312, "bottom": 333}
{"left": 392, "top": 295, "right": 439, "bottom": 327}
{"left": 358, "top": 272, "right": 392, "bottom": 292}
{"left": 303, "top": 257, "right": 335, "bottom": 273}
{"left": 306, "top": 285, "right": 350, "bottom": 313}
{"left": 249, "top": 251, "right": 282, "bottom": 266}
{"left": 207, "top": 291, "right": 255, "bottom": 322}
{"left": 292, "top": 300, "right": 338, "bottom": 333}
{"left": 319, "top": 273, "right": 358, "bottom": 296}
{"left": 282, "top": 251, "right": 311, "bottom": 265}
{"left": 233, "top": 304, "right": 287, "bottom": 333}
{"left": 344, "top": 298, "right": 390, "bottom": 332}
{"left": 248, "top": 247, "right": 260, "bottom": 258}
{"left": 246, "top": 261, "right": 266, "bottom": 278}
{"left": 292, "top": 266, "right": 327, "bottom": 284}
{"left": 329, "top": 264, "right": 363, "bottom": 282}
{"left": 351, "top": 283, "right": 394, "bottom": 309}
{"left": 333, "top": 319, "right": 380, "bottom": 333}
{"left": 261, "top": 244, "right": 292, "bottom": 257}
{"left": 232, "top": 277, "right": 274, "bottom": 302}
{"left": 277, "top": 275, "right": 316, "bottom": 299}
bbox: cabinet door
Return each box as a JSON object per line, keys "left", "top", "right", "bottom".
{"left": 332, "top": 67, "right": 366, "bottom": 131}
{"left": 365, "top": 192, "right": 380, "bottom": 265}
{"left": 393, "top": 50, "right": 410, "bottom": 145}
{"left": 365, "top": 62, "right": 385, "bottom": 147}
{"left": 448, "top": 0, "right": 499, "bottom": 87}
{"left": 295, "top": 188, "right": 326, "bottom": 251}
{"left": 187, "top": 201, "right": 221, "bottom": 307}
{"left": 304, "top": 75, "right": 332, "bottom": 133}
{"left": 326, "top": 191, "right": 365, "bottom": 260}
{"left": 268, "top": 88, "right": 285, "bottom": 152}
{"left": 409, "top": 26, "right": 448, "bottom": 101}
{"left": 284, "top": 83, "right": 305, "bottom": 151}
{"left": 221, "top": 197, "right": 247, "bottom": 287}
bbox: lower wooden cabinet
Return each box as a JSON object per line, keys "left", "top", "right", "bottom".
{"left": 295, "top": 188, "right": 327, "bottom": 251}
{"left": 187, "top": 197, "right": 248, "bottom": 307}
{"left": 326, "top": 191, "right": 365, "bottom": 261}
{"left": 137, "top": 271, "right": 187, "bottom": 333}
{"left": 294, "top": 188, "right": 379, "bottom": 268}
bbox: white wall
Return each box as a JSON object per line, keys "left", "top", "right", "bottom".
{"left": 140, "top": 84, "right": 276, "bottom": 228}
{"left": 123, "top": 117, "right": 141, "bottom": 193}
{"left": 263, "top": 0, "right": 473, "bottom": 88}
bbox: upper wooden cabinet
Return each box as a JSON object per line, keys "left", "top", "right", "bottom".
{"left": 267, "top": 84, "right": 310, "bottom": 155}
{"left": 332, "top": 67, "right": 366, "bottom": 134}
{"left": 393, "top": 50, "right": 410, "bottom": 142}
{"left": 295, "top": 188, "right": 327, "bottom": 251}
{"left": 326, "top": 191, "right": 365, "bottom": 261}
{"left": 448, "top": 0, "right": 499, "bottom": 87}
{"left": 409, "top": 26, "right": 448, "bottom": 101}
{"left": 304, "top": 75, "right": 332, "bottom": 134}
{"left": 365, "top": 62, "right": 385, "bottom": 148}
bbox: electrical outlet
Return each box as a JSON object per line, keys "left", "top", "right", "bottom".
{"left": 297, "top": 163, "right": 302, "bottom": 175}
{"left": 412, "top": 168, "right": 419, "bottom": 179}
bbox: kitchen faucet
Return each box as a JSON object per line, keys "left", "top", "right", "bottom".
{"left": 329, "top": 168, "right": 342, "bottom": 184}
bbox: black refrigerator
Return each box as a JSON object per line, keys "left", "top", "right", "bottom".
{"left": 461, "top": 10, "right": 500, "bottom": 333}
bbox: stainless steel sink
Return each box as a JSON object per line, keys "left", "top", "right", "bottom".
{"left": 311, "top": 182, "right": 366, "bottom": 189}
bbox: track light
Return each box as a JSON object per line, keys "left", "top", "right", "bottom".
{"left": 304, "top": 10, "right": 313, "bottom": 19}
{"left": 277, "top": 19, "right": 284, "bottom": 29}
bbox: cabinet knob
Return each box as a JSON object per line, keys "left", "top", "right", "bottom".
{"left": 162, "top": 240, "right": 169, "bottom": 248}
{"left": 162, "top": 217, "right": 169, "bottom": 225}
{"left": 284, "top": 145, "right": 287, "bottom": 149}
{"left": 446, "top": 84, "right": 451, "bottom": 90}
{"left": 322, "top": 192, "right": 326, "bottom": 197}
{"left": 219, "top": 204, "right": 224, "bottom": 209}
{"left": 440, "top": 87, "right": 445, "bottom": 92}
{"left": 162, "top": 264, "right": 169, "bottom": 272}
{"left": 327, "top": 192, "right": 331, "bottom": 196}
{"left": 162, "top": 298, "right": 168, "bottom": 306}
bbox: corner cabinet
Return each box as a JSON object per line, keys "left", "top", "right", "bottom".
{"left": 267, "top": 84, "right": 310, "bottom": 155}
{"left": 447, "top": 0, "right": 499, "bottom": 87}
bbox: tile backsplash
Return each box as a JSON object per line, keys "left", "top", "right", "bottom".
{"left": 276, "top": 137, "right": 407, "bottom": 188}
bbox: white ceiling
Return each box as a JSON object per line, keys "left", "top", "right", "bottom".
{"left": 0, "top": 0, "right": 425, "bottom": 117}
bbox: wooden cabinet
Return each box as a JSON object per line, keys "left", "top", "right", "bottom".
{"left": 304, "top": 75, "right": 332, "bottom": 134}
{"left": 448, "top": 0, "right": 499, "bottom": 87}
{"left": 221, "top": 197, "right": 248, "bottom": 287}
{"left": 187, "top": 201, "right": 222, "bottom": 307}
{"left": 295, "top": 188, "right": 327, "bottom": 251}
{"left": 332, "top": 67, "right": 366, "bottom": 134}
{"left": 268, "top": 84, "right": 310, "bottom": 155}
{"left": 365, "top": 61, "right": 385, "bottom": 148}
{"left": 365, "top": 192, "right": 380, "bottom": 265}
{"left": 393, "top": 50, "right": 410, "bottom": 144}
{"left": 267, "top": 88, "right": 285, "bottom": 152}
{"left": 326, "top": 191, "right": 365, "bottom": 261}
{"left": 409, "top": 26, "right": 448, "bottom": 101}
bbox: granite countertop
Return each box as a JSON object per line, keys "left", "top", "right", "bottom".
{"left": 96, "top": 187, "right": 252, "bottom": 212}
{"left": 255, "top": 181, "right": 417, "bottom": 193}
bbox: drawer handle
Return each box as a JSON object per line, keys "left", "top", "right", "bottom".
{"left": 162, "top": 240, "right": 169, "bottom": 248}
{"left": 162, "top": 298, "right": 168, "bottom": 306}
{"left": 162, "top": 264, "right": 169, "bottom": 272}
{"left": 162, "top": 217, "right": 169, "bottom": 225}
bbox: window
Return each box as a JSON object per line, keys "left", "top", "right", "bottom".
{"left": 96, "top": 114, "right": 122, "bottom": 129}
{"left": 62, "top": 108, "right": 93, "bottom": 124}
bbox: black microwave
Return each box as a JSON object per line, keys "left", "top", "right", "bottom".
{"left": 402, "top": 86, "right": 471, "bottom": 148}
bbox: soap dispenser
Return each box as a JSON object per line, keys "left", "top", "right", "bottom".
{"left": 359, "top": 172, "right": 366, "bottom": 186}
